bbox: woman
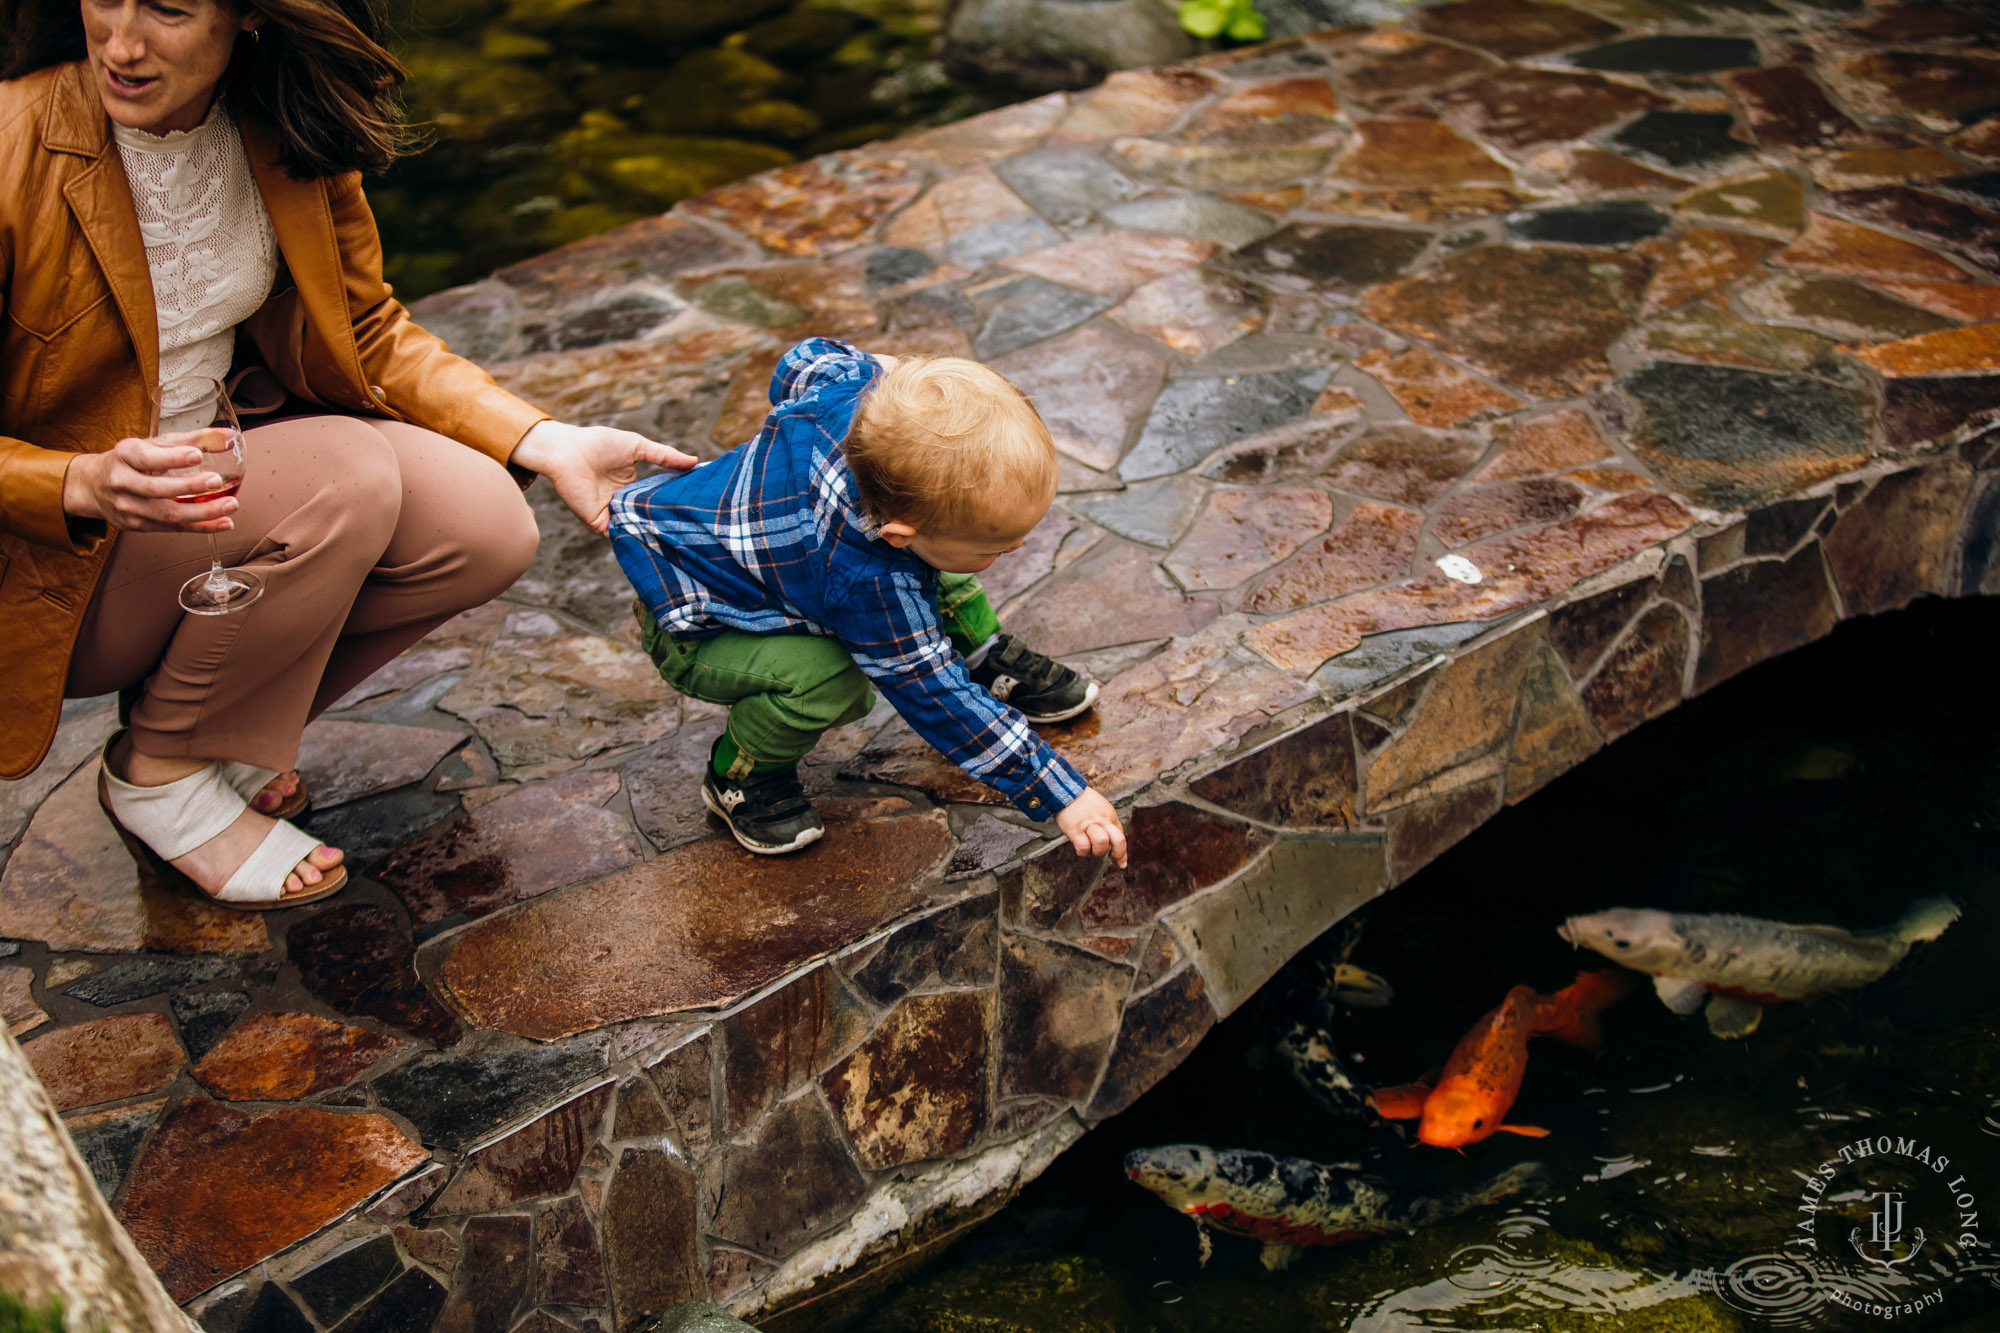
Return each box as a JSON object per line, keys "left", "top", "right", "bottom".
{"left": 0, "top": 0, "right": 697, "bottom": 905}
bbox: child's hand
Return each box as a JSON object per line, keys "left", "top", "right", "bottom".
{"left": 1056, "top": 789, "right": 1128, "bottom": 868}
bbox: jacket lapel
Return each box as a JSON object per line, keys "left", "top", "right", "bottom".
{"left": 50, "top": 65, "right": 159, "bottom": 397}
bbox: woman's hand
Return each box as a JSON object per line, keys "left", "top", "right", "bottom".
{"left": 61, "top": 430, "right": 238, "bottom": 534}
{"left": 510, "top": 420, "right": 700, "bottom": 536}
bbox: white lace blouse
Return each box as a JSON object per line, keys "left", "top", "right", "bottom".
{"left": 113, "top": 101, "right": 279, "bottom": 431}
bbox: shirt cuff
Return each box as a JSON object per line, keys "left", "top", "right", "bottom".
{"left": 1011, "top": 751, "right": 1090, "bottom": 822}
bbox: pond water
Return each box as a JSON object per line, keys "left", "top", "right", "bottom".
{"left": 819, "top": 594, "right": 2000, "bottom": 1332}
{"left": 375, "top": 0, "right": 991, "bottom": 298}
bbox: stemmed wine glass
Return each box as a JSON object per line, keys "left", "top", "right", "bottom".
{"left": 156, "top": 375, "right": 264, "bottom": 615}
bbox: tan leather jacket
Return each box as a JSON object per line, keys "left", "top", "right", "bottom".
{"left": 0, "top": 61, "right": 548, "bottom": 779}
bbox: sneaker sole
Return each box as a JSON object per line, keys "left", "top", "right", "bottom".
{"left": 1016, "top": 679, "right": 1100, "bottom": 725}
{"left": 702, "top": 785, "right": 825, "bottom": 855}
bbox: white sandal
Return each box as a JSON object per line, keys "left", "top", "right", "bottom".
{"left": 96, "top": 736, "right": 346, "bottom": 910}
{"left": 219, "top": 762, "right": 310, "bottom": 819}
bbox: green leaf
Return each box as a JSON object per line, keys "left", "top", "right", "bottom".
{"left": 1177, "top": 0, "right": 1231, "bottom": 38}
{"left": 1224, "top": 0, "right": 1267, "bottom": 41}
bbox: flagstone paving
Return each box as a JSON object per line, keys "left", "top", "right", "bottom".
{"left": 3, "top": 1, "right": 1999, "bottom": 1329}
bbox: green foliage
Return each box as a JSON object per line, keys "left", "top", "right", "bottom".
{"left": 1177, "top": 0, "right": 1267, "bottom": 42}
{"left": 0, "top": 1292, "right": 68, "bottom": 1333}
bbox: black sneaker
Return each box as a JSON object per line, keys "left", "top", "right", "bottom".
{"left": 968, "top": 635, "right": 1099, "bottom": 723}
{"left": 701, "top": 742, "right": 824, "bottom": 855}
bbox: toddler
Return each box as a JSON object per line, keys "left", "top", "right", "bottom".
{"left": 610, "top": 337, "right": 1128, "bottom": 865}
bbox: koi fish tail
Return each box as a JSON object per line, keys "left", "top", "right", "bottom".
{"left": 1886, "top": 896, "right": 1961, "bottom": 944}
{"left": 1532, "top": 970, "right": 1636, "bottom": 1051}
{"left": 1368, "top": 1076, "right": 1436, "bottom": 1120}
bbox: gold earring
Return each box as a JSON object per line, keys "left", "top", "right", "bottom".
{"left": 250, "top": 28, "right": 260, "bottom": 41}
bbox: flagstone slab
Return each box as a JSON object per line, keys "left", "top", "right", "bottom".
{"left": 1412, "top": 0, "right": 1619, "bottom": 58}
{"left": 1582, "top": 603, "right": 1690, "bottom": 739}
{"left": 1355, "top": 345, "right": 1523, "bottom": 427}
{"left": 64, "top": 1098, "right": 165, "bottom": 1198}
{"left": 1323, "top": 32, "right": 1498, "bottom": 112}
{"left": 1435, "top": 478, "right": 1586, "bottom": 547}
{"left": 1245, "top": 491, "right": 1694, "bottom": 675}
{"left": 1202, "top": 414, "right": 1360, "bottom": 486}
{"left": 1622, "top": 362, "right": 1872, "bottom": 510}
{"left": 288, "top": 903, "right": 465, "bottom": 1049}
{"left": 1611, "top": 111, "right": 1755, "bottom": 170}
{"left": 1570, "top": 35, "right": 1761, "bottom": 74}
{"left": 1321, "top": 425, "right": 1485, "bottom": 507}
{"left": 170, "top": 992, "right": 251, "bottom": 1061}
{"left": 1333, "top": 118, "right": 1513, "bottom": 188}
{"left": 0, "top": 703, "right": 115, "bottom": 848}
{"left": 295, "top": 721, "right": 465, "bottom": 811}
{"left": 720, "top": 966, "right": 869, "bottom": 1131}
{"left": 1821, "top": 462, "right": 1974, "bottom": 616}
{"left": 685, "top": 154, "right": 924, "bottom": 257}
{"left": 0, "top": 761, "right": 270, "bottom": 955}
{"left": 191, "top": 1013, "right": 410, "bottom": 1103}
{"left": 61, "top": 956, "right": 236, "bottom": 1008}
{"left": 1, "top": 964, "right": 48, "bottom": 1037}
{"left": 1779, "top": 213, "right": 1971, "bottom": 283}
{"left": 1217, "top": 223, "right": 1433, "bottom": 294}
{"left": 1364, "top": 246, "right": 1650, "bottom": 397}
{"left": 999, "top": 230, "right": 1216, "bottom": 301}
{"left": 1435, "top": 68, "right": 1668, "bottom": 153}
{"left": 1077, "top": 802, "right": 1272, "bottom": 930}
{"left": 381, "top": 769, "right": 646, "bottom": 925}
{"left": 996, "top": 538, "right": 1219, "bottom": 658}
{"left": 1825, "top": 186, "right": 2000, "bottom": 276}
{"left": 23, "top": 1011, "right": 184, "bottom": 1112}
{"left": 1165, "top": 488, "right": 1332, "bottom": 590}
{"left": 994, "top": 150, "right": 1148, "bottom": 226}
{"left": 1179, "top": 77, "right": 1343, "bottom": 147}
{"left": 1636, "top": 304, "right": 1848, "bottom": 378}
{"left": 1739, "top": 273, "right": 1955, "bottom": 342}
{"left": 1726, "top": 66, "right": 1877, "bottom": 150}
{"left": 1122, "top": 365, "right": 1332, "bottom": 480}
{"left": 1048, "top": 68, "right": 1219, "bottom": 145}
{"left": 1241, "top": 500, "right": 1423, "bottom": 613}
{"left": 1365, "top": 623, "right": 1541, "bottom": 811}
{"left": 118, "top": 1096, "right": 427, "bottom": 1302}
{"left": 438, "top": 811, "right": 953, "bottom": 1040}
{"left": 1109, "top": 268, "right": 1268, "bottom": 359}
{"left": 437, "top": 634, "right": 681, "bottom": 780}
{"left": 969, "top": 275, "right": 1117, "bottom": 360}
{"left": 822, "top": 990, "right": 991, "bottom": 1170}
{"left": 997, "top": 934, "right": 1128, "bottom": 1102}
{"left": 1084, "top": 964, "right": 1216, "bottom": 1119}
{"left": 1479, "top": 409, "right": 1610, "bottom": 481}
{"left": 1827, "top": 52, "right": 2000, "bottom": 132}
{"left": 1505, "top": 201, "right": 1669, "bottom": 247}
{"left": 1639, "top": 226, "right": 1782, "bottom": 313}
{"left": 1564, "top": 149, "right": 1690, "bottom": 196}
{"left": 1694, "top": 544, "right": 1841, "bottom": 693}
{"left": 432, "top": 1081, "right": 613, "bottom": 1213}
{"left": 1098, "top": 193, "right": 1283, "bottom": 249}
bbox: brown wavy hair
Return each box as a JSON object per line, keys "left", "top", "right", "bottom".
{"left": 1, "top": 0, "right": 419, "bottom": 177}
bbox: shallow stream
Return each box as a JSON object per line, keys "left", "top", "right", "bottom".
{"left": 827, "top": 595, "right": 2000, "bottom": 1332}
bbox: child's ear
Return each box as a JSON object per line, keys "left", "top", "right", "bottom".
{"left": 878, "top": 520, "right": 917, "bottom": 549}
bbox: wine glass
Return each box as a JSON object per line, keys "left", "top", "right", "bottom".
{"left": 156, "top": 375, "right": 264, "bottom": 616}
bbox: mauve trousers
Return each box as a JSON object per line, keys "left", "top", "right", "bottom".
{"left": 64, "top": 414, "right": 539, "bottom": 773}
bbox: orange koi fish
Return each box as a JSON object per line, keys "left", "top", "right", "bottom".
{"left": 1374, "top": 971, "right": 1633, "bottom": 1148}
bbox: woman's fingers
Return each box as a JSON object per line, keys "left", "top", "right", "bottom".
{"left": 635, "top": 437, "right": 700, "bottom": 470}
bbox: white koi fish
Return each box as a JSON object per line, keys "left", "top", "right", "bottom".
{"left": 1556, "top": 898, "right": 1960, "bottom": 1038}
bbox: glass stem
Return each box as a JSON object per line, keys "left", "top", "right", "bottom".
{"left": 204, "top": 535, "right": 231, "bottom": 596}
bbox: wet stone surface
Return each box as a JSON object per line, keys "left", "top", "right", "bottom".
{"left": 2, "top": 5, "right": 1994, "bottom": 1324}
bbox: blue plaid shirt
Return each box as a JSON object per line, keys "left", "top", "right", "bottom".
{"left": 609, "top": 338, "right": 1089, "bottom": 821}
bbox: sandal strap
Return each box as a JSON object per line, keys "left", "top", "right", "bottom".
{"left": 219, "top": 762, "right": 280, "bottom": 802}
{"left": 217, "top": 818, "right": 324, "bottom": 904}
{"left": 99, "top": 748, "right": 244, "bottom": 862}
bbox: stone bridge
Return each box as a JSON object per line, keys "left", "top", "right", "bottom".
{"left": 3, "top": 0, "right": 1998, "bottom": 1328}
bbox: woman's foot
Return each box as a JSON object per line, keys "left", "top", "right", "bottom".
{"left": 111, "top": 739, "right": 342, "bottom": 901}
{"left": 248, "top": 769, "right": 303, "bottom": 815}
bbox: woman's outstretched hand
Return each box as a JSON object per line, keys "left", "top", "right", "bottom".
{"left": 511, "top": 420, "right": 699, "bottom": 535}
{"left": 61, "top": 430, "right": 238, "bottom": 534}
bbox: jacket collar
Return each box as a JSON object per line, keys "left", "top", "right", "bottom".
{"left": 43, "top": 60, "right": 109, "bottom": 157}
{"left": 49, "top": 63, "right": 158, "bottom": 391}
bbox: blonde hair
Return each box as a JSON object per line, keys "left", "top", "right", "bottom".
{"left": 846, "top": 357, "right": 1059, "bottom": 532}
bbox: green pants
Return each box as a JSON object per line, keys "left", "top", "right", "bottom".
{"left": 638, "top": 572, "right": 1003, "bottom": 774}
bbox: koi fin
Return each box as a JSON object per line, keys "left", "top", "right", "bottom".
{"left": 1704, "top": 992, "right": 1763, "bottom": 1039}
{"left": 1331, "top": 963, "right": 1395, "bottom": 1008}
{"left": 1653, "top": 975, "right": 1707, "bottom": 1016}
{"left": 1259, "top": 1241, "right": 1302, "bottom": 1272}
{"left": 1498, "top": 1123, "right": 1551, "bottom": 1138}
{"left": 1368, "top": 1081, "right": 1433, "bottom": 1119}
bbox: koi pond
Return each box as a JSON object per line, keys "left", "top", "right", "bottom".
{"left": 375, "top": 0, "right": 985, "bottom": 298}
{"left": 813, "top": 594, "right": 2000, "bottom": 1332}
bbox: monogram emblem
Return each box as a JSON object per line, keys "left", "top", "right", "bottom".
{"left": 1849, "top": 1191, "right": 1927, "bottom": 1268}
